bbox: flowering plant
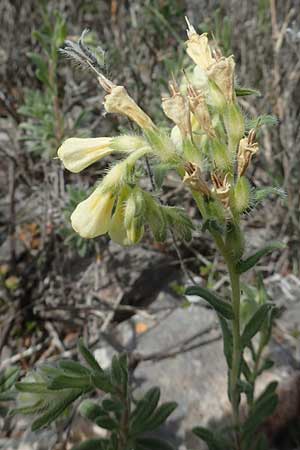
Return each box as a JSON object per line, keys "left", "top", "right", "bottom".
{"left": 13, "top": 19, "right": 284, "bottom": 450}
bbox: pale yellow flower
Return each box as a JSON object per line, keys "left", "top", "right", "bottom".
{"left": 71, "top": 188, "right": 115, "bottom": 238}
{"left": 58, "top": 137, "right": 113, "bottom": 173}
{"left": 108, "top": 187, "right": 131, "bottom": 246}
{"left": 186, "top": 18, "right": 216, "bottom": 70}
{"left": 98, "top": 74, "right": 155, "bottom": 130}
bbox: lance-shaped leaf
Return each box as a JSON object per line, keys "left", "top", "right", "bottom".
{"left": 218, "top": 316, "right": 233, "bottom": 368}
{"left": 71, "top": 438, "right": 108, "bottom": 450}
{"left": 59, "top": 360, "right": 91, "bottom": 377}
{"left": 236, "top": 243, "right": 285, "bottom": 274}
{"left": 241, "top": 304, "right": 272, "bottom": 348}
{"left": 235, "top": 87, "right": 261, "bottom": 97}
{"left": 185, "top": 286, "right": 234, "bottom": 320}
{"left": 130, "top": 386, "right": 161, "bottom": 431}
{"left": 136, "top": 436, "right": 175, "bottom": 450}
{"left": 48, "top": 374, "right": 92, "bottom": 391}
{"left": 242, "top": 382, "right": 278, "bottom": 441}
{"left": 31, "top": 389, "right": 81, "bottom": 431}
{"left": 193, "top": 427, "right": 228, "bottom": 450}
{"left": 78, "top": 339, "right": 103, "bottom": 373}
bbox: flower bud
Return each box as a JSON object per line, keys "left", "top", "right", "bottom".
{"left": 71, "top": 188, "right": 115, "bottom": 239}
{"left": 109, "top": 186, "right": 131, "bottom": 246}
{"left": 230, "top": 176, "right": 251, "bottom": 215}
{"left": 208, "top": 80, "right": 227, "bottom": 112}
{"left": 210, "top": 139, "right": 232, "bottom": 172}
{"left": 57, "top": 137, "right": 113, "bottom": 173}
{"left": 124, "top": 187, "right": 145, "bottom": 244}
{"left": 224, "top": 103, "right": 245, "bottom": 154}
{"left": 98, "top": 75, "right": 155, "bottom": 130}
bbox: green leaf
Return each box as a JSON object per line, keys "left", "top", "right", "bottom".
{"left": 48, "top": 375, "right": 92, "bottom": 391}
{"left": 136, "top": 436, "right": 175, "bottom": 450}
{"left": 102, "top": 398, "right": 123, "bottom": 413}
{"left": 71, "top": 438, "right": 108, "bottom": 450}
{"left": 131, "top": 387, "right": 161, "bottom": 430}
{"left": 79, "top": 400, "right": 105, "bottom": 422}
{"left": 235, "top": 87, "right": 261, "bottom": 97}
{"left": 31, "top": 389, "right": 81, "bottom": 431}
{"left": 185, "top": 286, "right": 234, "bottom": 320}
{"left": 254, "top": 187, "right": 286, "bottom": 204}
{"left": 95, "top": 415, "right": 118, "bottom": 430}
{"left": 236, "top": 243, "right": 285, "bottom": 274}
{"left": 59, "top": 360, "right": 91, "bottom": 377}
{"left": 15, "top": 383, "right": 49, "bottom": 394}
{"left": 91, "top": 372, "right": 114, "bottom": 394}
{"left": 245, "top": 115, "right": 278, "bottom": 131}
{"left": 193, "top": 427, "right": 226, "bottom": 450}
{"left": 78, "top": 339, "right": 103, "bottom": 373}
{"left": 138, "top": 402, "right": 177, "bottom": 432}
{"left": 111, "top": 354, "right": 123, "bottom": 386}
{"left": 242, "top": 383, "right": 278, "bottom": 439}
{"left": 218, "top": 316, "right": 233, "bottom": 368}
{"left": 241, "top": 304, "right": 272, "bottom": 348}
{"left": 0, "top": 367, "right": 19, "bottom": 391}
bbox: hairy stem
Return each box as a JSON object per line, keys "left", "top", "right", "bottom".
{"left": 228, "top": 262, "right": 242, "bottom": 450}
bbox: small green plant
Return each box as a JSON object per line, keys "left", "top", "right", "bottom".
{"left": 13, "top": 341, "right": 176, "bottom": 450}
{"left": 12, "top": 17, "right": 284, "bottom": 450}
{"left": 0, "top": 366, "right": 19, "bottom": 418}
{"left": 18, "top": 5, "right": 67, "bottom": 156}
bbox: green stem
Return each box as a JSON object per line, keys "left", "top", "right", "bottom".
{"left": 212, "top": 231, "right": 242, "bottom": 449}
{"left": 228, "top": 261, "right": 242, "bottom": 450}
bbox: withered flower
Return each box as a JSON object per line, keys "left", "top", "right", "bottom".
{"left": 183, "top": 162, "right": 211, "bottom": 197}
{"left": 237, "top": 129, "right": 259, "bottom": 177}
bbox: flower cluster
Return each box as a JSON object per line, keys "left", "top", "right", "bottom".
{"left": 57, "top": 19, "right": 259, "bottom": 245}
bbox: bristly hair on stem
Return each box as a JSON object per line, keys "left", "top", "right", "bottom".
{"left": 60, "top": 29, "right": 105, "bottom": 77}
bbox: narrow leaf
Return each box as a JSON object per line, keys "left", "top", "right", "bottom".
{"left": 78, "top": 339, "right": 103, "bottom": 373}
{"left": 71, "top": 439, "right": 108, "bottom": 450}
{"left": 136, "top": 436, "right": 175, "bottom": 450}
{"left": 185, "top": 286, "right": 234, "bottom": 320}
{"left": 139, "top": 402, "right": 177, "bottom": 432}
{"left": 218, "top": 316, "right": 233, "bottom": 368}
{"left": 48, "top": 375, "right": 92, "bottom": 391}
{"left": 235, "top": 87, "right": 261, "bottom": 97}
{"left": 241, "top": 304, "right": 271, "bottom": 348}
{"left": 79, "top": 400, "right": 105, "bottom": 421}
{"left": 193, "top": 427, "right": 226, "bottom": 450}
{"left": 31, "top": 389, "right": 81, "bottom": 431}
{"left": 236, "top": 243, "right": 285, "bottom": 274}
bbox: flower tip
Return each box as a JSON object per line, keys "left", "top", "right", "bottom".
{"left": 98, "top": 74, "right": 115, "bottom": 93}
{"left": 185, "top": 16, "right": 196, "bottom": 37}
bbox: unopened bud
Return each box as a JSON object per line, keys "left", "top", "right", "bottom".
{"left": 124, "top": 188, "right": 145, "bottom": 244}
{"left": 224, "top": 103, "right": 245, "bottom": 154}
{"left": 230, "top": 176, "right": 251, "bottom": 215}
{"left": 211, "top": 140, "right": 232, "bottom": 172}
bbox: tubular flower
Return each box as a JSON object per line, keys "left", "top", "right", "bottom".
{"left": 71, "top": 188, "right": 115, "bottom": 239}
{"left": 186, "top": 18, "right": 216, "bottom": 70}
{"left": 98, "top": 74, "right": 156, "bottom": 130}
{"left": 108, "top": 186, "right": 131, "bottom": 246}
{"left": 58, "top": 137, "right": 113, "bottom": 173}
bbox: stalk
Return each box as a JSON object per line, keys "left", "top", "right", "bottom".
{"left": 212, "top": 231, "right": 242, "bottom": 449}
{"left": 228, "top": 261, "right": 242, "bottom": 450}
